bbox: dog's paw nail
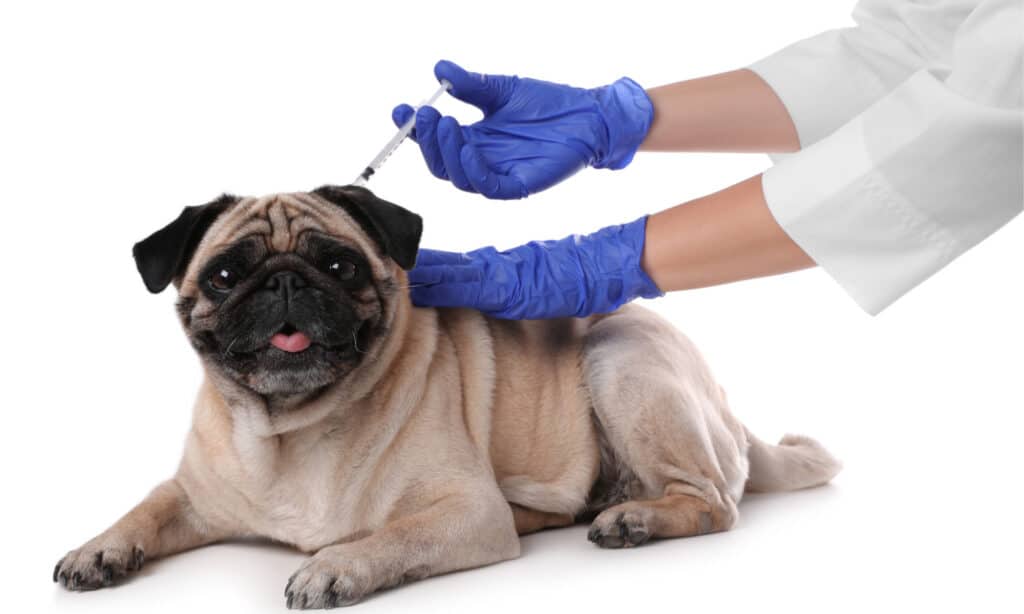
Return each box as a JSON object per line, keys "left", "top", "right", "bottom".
{"left": 626, "top": 529, "right": 649, "bottom": 545}
{"left": 325, "top": 589, "right": 340, "bottom": 609}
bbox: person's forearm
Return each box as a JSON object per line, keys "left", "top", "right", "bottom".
{"left": 641, "top": 174, "right": 814, "bottom": 291}
{"left": 640, "top": 69, "right": 800, "bottom": 154}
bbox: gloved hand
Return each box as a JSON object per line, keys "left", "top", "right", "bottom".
{"left": 407, "top": 216, "right": 663, "bottom": 319}
{"left": 392, "top": 60, "right": 654, "bottom": 199}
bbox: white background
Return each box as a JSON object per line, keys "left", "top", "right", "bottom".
{"left": 2, "top": 1, "right": 1021, "bottom": 613}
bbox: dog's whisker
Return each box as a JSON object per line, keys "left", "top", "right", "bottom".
{"left": 352, "top": 330, "right": 366, "bottom": 354}
{"left": 222, "top": 337, "right": 238, "bottom": 359}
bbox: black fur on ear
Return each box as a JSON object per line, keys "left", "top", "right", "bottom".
{"left": 132, "top": 194, "right": 238, "bottom": 293}
{"left": 312, "top": 185, "right": 423, "bottom": 270}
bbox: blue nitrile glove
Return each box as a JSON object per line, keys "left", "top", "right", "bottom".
{"left": 392, "top": 60, "right": 654, "bottom": 199}
{"left": 407, "top": 216, "right": 664, "bottom": 319}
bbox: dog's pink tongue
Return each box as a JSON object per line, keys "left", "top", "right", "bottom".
{"left": 270, "top": 331, "right": 311, "bottom": 353}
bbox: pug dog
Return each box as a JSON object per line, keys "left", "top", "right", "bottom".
{"left": 53, "top": 185, "right": 841, "bottom": 608}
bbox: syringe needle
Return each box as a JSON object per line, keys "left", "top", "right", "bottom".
{"left": 352, "top": 79, "right": 452, "bottom": 187}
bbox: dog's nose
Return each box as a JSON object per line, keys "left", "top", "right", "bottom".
{"left": 265, "top": 271, "right": 305, "bottom": 302}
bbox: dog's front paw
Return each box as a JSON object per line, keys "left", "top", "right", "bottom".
{"left": 53, "top": 541, "right": 145, "bottom": 591}
{"left": 285, "top": 553, "right": 382, "bottom": 609}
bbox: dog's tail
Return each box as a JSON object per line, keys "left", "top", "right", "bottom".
{"left": 744, "top": 429, "right": 842, "bottom": 493}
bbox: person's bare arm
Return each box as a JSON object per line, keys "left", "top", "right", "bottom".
{"left": 641, "top": 174, "right": 814, "bottom": 291}
{"left": 641, "top": 69, "right": 800, "bottom": 153}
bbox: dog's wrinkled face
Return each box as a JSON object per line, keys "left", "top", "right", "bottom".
{"left": 132, "top": 185, "right": 422, "bottom": 398}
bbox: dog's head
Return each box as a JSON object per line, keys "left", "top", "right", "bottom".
{"left": 132, "top": 185, "right": 421, "bottom": 398}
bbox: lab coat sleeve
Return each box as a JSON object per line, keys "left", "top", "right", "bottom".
{"left": 749, "top": 0, "right": 1023, "bottom": 314}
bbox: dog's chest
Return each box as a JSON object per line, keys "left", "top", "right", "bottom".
{"left": 229, "top": 437, "right": 377, "bottom": 552}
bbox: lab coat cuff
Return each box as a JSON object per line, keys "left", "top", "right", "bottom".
{"left": 760, "top": 72, "right": 968, "bottom": 315}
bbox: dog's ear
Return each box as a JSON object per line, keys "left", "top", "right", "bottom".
{"left": 132, "top": 194, "right": 238, "bottom": 293}
{"left": 312, "top": 185, "right": 423, "bottom": 270}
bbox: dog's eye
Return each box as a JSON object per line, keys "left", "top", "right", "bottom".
{"left": 327, "top": 259, "right": 357, "bottom": 282}
{"left": 208, "top": 268, "right": 238, "bottom": 291}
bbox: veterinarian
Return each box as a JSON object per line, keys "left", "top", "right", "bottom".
{"left": 393, "top": 0, "right": 1022, "bottom": 317}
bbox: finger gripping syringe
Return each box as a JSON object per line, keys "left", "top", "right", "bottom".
{"left": 352, "top": 80, "right": 452, "bottom": 187}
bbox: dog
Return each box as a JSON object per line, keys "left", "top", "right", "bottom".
{"left": 53, "top": 185, "right": 841, "bottom": 608}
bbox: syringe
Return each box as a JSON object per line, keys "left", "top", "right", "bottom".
{"left": 352, "top": 79, "right": 452, "bottom": 187}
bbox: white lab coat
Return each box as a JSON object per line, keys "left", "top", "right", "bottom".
{"left": 748, "top": 0, "right": 1023, "bottom": 314}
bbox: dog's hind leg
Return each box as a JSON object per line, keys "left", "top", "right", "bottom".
{"left": 580, "top": 306, "right": 747, "bottom": 548}
{"left": 586, "top": 483, "right": 736, "bottom": 548}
